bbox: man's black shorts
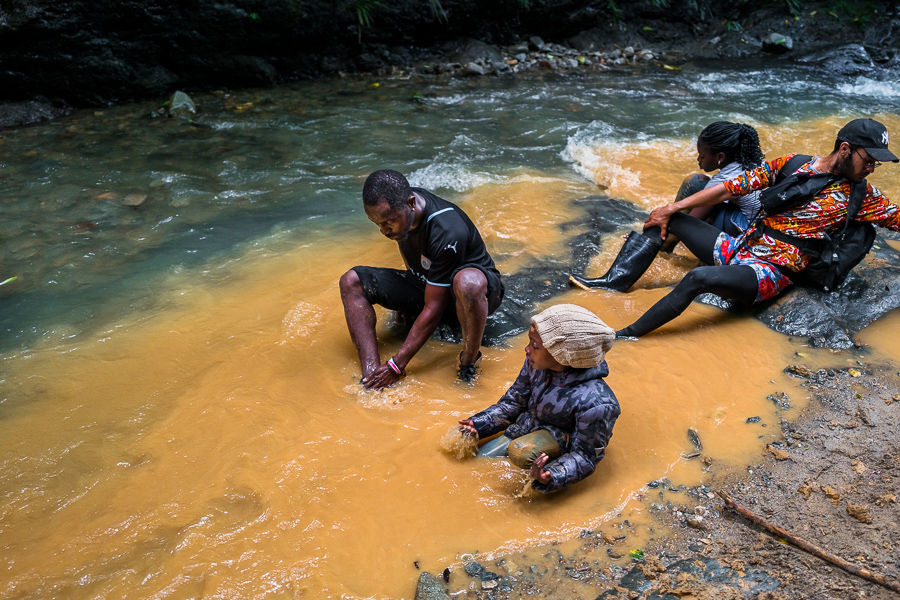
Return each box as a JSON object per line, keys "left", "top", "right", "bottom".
{"left": 351, "top": 265, "right": 504, "bottom": 322}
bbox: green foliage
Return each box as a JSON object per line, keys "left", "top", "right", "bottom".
{"left": 782, "top": 0, "right": 804, "bottom": 17}
{"left": 428, "top": 0, "right": 448, "bottom": 22}
{"left": 351, "top": 0, "right": 384, "bottom": 43}
{"left": 825, "top": 0, "right": 881, "bottom": 28}
{"left": 606, "top": 0, "right": 624, "bottom": 22}
{"left": 353, "top": 0, "right": 382, "bottom": 28}
{"left": 724, "top": 19, "right": 742, "bottom": 31}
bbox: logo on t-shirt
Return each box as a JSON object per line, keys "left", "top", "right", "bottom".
{"left": 443, "top": 241, "right": 458, "bottom": 253}
{"left": 420, "top": 255, "right": 432, "bottom": 270}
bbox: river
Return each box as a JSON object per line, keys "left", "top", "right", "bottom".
{"left": 1, "top": 63, "right": 899, "bottom": 598}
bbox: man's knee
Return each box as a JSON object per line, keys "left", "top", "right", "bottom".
{"left": 339, "top": 268, "right": 362, "bottom": 296}
{"left": 453, "top": 268, "right": 488, "bottom": 302}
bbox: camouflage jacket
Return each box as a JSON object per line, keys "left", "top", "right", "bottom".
{"left": 469, "top": 359, "right": 620, "bottom": 493}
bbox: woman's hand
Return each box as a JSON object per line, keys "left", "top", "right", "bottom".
{"left": 458, "top": 419, "right": 478, "bottom": 436}
{"left": 529, "top": 453, "right": 552, "bottom": 485}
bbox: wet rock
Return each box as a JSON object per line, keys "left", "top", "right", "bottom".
{"left": 463, "top": 561, "right": 499, "bottom": 581}
{"left": 528, "top": 36, "right": 547, "bottom": 51}
{"left": 761, "top": 32, "right": 793, "bottom": 54}
{"left": 166, "top": 91, "right": 196, "bottom": 117}
{"left": 767, "top": 392, "right": 790, "bottom": 409}
{"left": 462, "top": 62, "right": 486, "bottom": 77}
{"left": 449, "top": 39, "right": 504, "bottom": 66}
{"left": 598, "top": 557, "right": 779, "bottom": 599}
{"left": 0, "top": 99, "right": 68, "bottom": 129}
{"left": 414, "top": 571, "right": 450, "bottom": 600}
{"left": 688, "top": 428, "right": 702, "bottom": 450}
{"left": 846, "top": 502, "right": 873, "bottom": 524}
{"left": 565, "top": 196, "right": 648, "bottom": 274}
{"left": 785, "top": 365, "right": 813, "bottom": 378}
{"left": 796, "top": 43, "right": 876, "bottom": 77}
{"left": 746, "top": 416, "right": 761, "bottom": 424}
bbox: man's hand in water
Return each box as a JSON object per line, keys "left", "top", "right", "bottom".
{"left": 362, "top": 363, "right": 401, "bottom": 390}
{"left": 529, "top": 453, "right": 552, "bottom": 485}
{"left": 644, "top": 202, "right": 678, "bottom": 239}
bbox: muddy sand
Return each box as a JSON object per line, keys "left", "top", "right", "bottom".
{"left": 420, "top": 355, "right": 900, "bottom": 599}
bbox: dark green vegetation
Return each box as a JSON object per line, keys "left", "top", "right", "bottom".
{"left": 0, "top": 0, "right": 894, "bottom": 107}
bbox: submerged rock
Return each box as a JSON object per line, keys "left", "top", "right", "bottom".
{"left": 0, "top": 99, "right": 68, "bottom": 129}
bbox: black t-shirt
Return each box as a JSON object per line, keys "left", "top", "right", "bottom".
{"left": 399, "top": 188, "right": 500, "bottom": 287}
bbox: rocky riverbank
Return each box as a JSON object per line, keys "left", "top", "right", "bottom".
{"left": 2, "top": 1, "right": 899, "bottom": 128}
{"left": 415, "top": 359, "right": 900, "bottom": 599}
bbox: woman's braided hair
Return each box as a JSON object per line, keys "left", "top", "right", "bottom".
{"left": 697, "top": 121, "right": 765, "bottom": 171}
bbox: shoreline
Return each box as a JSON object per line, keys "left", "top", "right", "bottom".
{"left": 423, "top": 351, "right": 900, "bottom": 599}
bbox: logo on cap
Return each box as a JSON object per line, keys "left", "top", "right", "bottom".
{"left": 883, "top": 131, "right": 889, "bottom": 146}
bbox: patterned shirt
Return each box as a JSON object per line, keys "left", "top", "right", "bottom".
{"left": 469, "top": 359, "right": 620, "bottom": 493}
{"left": 722, "top": 154, "right": 900, "bottom": 271}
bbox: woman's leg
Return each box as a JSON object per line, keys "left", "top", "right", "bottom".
{"left": 616, "top": 264, "right": 759, "bottom": 338}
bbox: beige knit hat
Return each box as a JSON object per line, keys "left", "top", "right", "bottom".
{"left": 531, "top": 304, "right": 615, "bottom": 368}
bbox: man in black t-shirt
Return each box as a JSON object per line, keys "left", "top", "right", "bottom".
{"left": 340, "top": 169, "right": 504, "bottom": 389}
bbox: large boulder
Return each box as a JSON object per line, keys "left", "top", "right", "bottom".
{"left": 699, "top": 233, "right": 900, "bottom": 349}
{"left": 795, "top": 43, "right": 876, "bottom": 77}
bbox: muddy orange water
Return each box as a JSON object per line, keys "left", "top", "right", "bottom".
{"left": 3, "top": 113, "right": 900, "bottom": 599}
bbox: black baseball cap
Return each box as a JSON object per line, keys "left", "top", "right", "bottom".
{"left": 838, "top": 118, "right": 899, "bottom": 163}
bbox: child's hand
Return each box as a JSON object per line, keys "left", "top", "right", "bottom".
{"left": 458, "top": 419, "right": 477, "bottom": 436}
{"left": 529, "top": 453, "right": 552, "bottom": 484}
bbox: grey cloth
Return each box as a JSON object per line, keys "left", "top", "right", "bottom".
{"left": 469, "top": 359, "right": 620, "bottom": 493}
{"left": 709, "top": 161, "right": 761, "bottom": 221}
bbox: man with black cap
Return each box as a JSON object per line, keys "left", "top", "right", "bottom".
{"left": 570, "top": 118, "right": 900, "bottom": 339}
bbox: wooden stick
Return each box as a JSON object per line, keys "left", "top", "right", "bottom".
{"left": 716, "top": 489, "right": 900, "bottom": 594}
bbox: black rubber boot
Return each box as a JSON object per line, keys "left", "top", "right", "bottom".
{"left": 569, "top": 231, "right": 663, "bottom": 292}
